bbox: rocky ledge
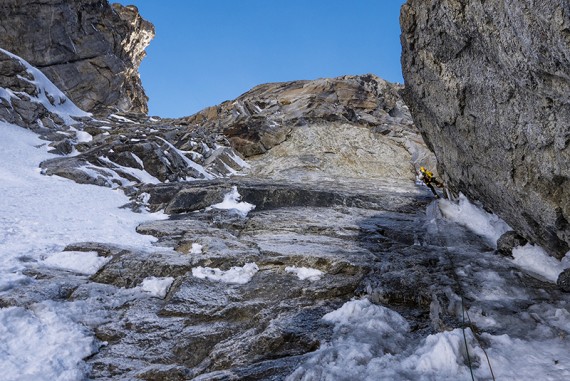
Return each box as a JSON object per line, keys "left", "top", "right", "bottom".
{"left": 401, "top": 0, "right": 570, "bottom": 259}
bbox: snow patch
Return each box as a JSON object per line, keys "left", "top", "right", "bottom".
{"left": 190, "top": 243, "right": 203, "bottom": 254}
{"left": 438, "top": 194, "right": 511, "bottom": 247}
{"left": 288, "top": 299, "right": 484, "bottom": 380}
{"left": 138, "top": 276, "right": 174, "bottom": 298}
{"left": 285, "top": 266, "right": 323, "bottom": 281}
{"left": 109, "top": 114, "right": 136, "bottom": 123}
{"left": 0, "top": 303, "right": 96, "bottom": 381}
{"left": 75, "top": 130, "right": 92, "bottom": 143}
{"left": 42, "top": 251, "right": 110, "bottom": 275}
{"left": 192, "top": 263, "right": 258, "bottom": 284}
{"left": 211, "top": 186, "right": 255, "bottom": 217}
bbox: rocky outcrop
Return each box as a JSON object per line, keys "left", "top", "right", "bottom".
{"left": 0, "top": 0, "right": 154, "bottom": 114}
{"left": 175, "top": 75, "right": 437, "bottom": 184}
{"left": 0, "top": 48, "right": 90, "bottom": 131}
{"left": 401, "top": 0, "right": 570, "bottom": 258}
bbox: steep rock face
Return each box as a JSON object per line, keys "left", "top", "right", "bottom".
{"left": 401, "top": 0, "right": 570, "bottom": 258}
{"left": 0, "top": 0, "right": 154, "bottom": 114}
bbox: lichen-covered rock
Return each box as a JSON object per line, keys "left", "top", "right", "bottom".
{"left": 179, "top": 75, "right": 414, "bottom": 153}
{"left": 401, "top": 0, "right": 570, "bottom": 258}
{"left": 0, "top": 0, "right": 154, "bottom": 114}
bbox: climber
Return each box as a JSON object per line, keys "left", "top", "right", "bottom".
{"left": 418, "top": 166, "right": 445, "bottom": 199}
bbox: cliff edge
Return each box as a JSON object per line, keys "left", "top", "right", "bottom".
{"left": 0, "top": 0, "right": 154, "bottom": 115}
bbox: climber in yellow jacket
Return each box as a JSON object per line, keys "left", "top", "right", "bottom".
{"left": 419, "top": 166, "right": 445, "bottom": 198}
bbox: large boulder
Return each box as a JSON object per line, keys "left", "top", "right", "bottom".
{"left": 400, "top": 0, "right": 570, "bottom": 258}
{"left": 0, "top": 0, "right": 154, "bottom": 114}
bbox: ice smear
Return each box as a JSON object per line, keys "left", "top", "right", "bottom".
{"left": 285, "top": 266, "right": 323, "bottom": 281}
{"left": 192, "top": 263, "right": 259, "bottom": 284}
{"left": 138, "top": 276, "right": 174, "bottom": 298}
{"left": 42, "top": 251, "right": 110, "bottom": 275}
{"left": 512, "top": 243, "right": 570, "bottom": 282}
{"left": 211, "top": 186, "right": 255, "bottom": 217}
{"left": 438, "top": 193, "right": 510, "bottom": 247}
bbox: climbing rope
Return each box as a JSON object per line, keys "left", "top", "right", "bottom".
{"left": 460, "top": 296, "right": 476, "bottom": 381}
{"left": 430, "top": 199, "right": 496, "bottom": 381}
{"left": 446, "top": 250, "right": 497, "bottom": 381}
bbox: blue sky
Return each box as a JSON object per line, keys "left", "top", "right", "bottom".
{"left": 114, "top": 0, "right": 406, "bottom": 117}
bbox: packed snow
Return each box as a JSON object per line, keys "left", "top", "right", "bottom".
{"left": 287, "top": 299, "right": 482, "bottom": 380}
{"left": 0, "top": 302, "right": 96, "bottom": 381}
{"left": 210, "top": 186, "right": 256, "bottom": 217}
{"left": 285, "top": 266, "right": 324, "bottom": 281}
{"left": 138, "top": 276, "right": 174, "bottom": 298}
{"left": 41, "top": 251, "right": 110, "bottom": 275}
{"left": 288, "top": 297, "right": 570, "bottom": 380}
{"left": 190, "top": 243, "right": 203, "bottom": 254}
{"left": 192, "top": 263, "right": 259, "bottom": 284}
{"left": 74, "top": 130, "right": 93, "bottom": 143}
{"left": 512, "top": 243, "right": 570, "bottom": 282}
{"left": 0, "top": 121, "right": 167, "bottom": 380}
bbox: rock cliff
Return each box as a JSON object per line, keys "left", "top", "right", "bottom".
{"left": 401, "top": 0, "right": 570, "bottom": 258}
{"left": 0, "top": 0, "right": 153, "bottom": 114}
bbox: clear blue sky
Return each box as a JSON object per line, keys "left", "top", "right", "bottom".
{"left": 114, "top": 0, "right": 406, "bottom": 117}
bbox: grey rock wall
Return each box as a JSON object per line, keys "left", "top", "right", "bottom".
{"left": 0, "top": 0, "right": 154, "bottom": 115}
{"left": 401, "top": 0, "right": 570, "bottom": 258}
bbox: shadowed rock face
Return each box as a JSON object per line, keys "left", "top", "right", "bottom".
{"left": 400, "top": 0, "right": 570, "bottom": 258}
{"left": 0, "top": 0, "right": 154, "bottom": 114}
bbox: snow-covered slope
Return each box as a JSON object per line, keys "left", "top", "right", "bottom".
{"left": 0, "top": 121, "right": 166, "bottom": 380}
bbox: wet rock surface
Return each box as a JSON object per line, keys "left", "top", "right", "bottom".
{"left": 401, "top": 0, "right": 570, "bottom": 259}
{"left": 4, "top": 178, "right": 569, "bottom": 379}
